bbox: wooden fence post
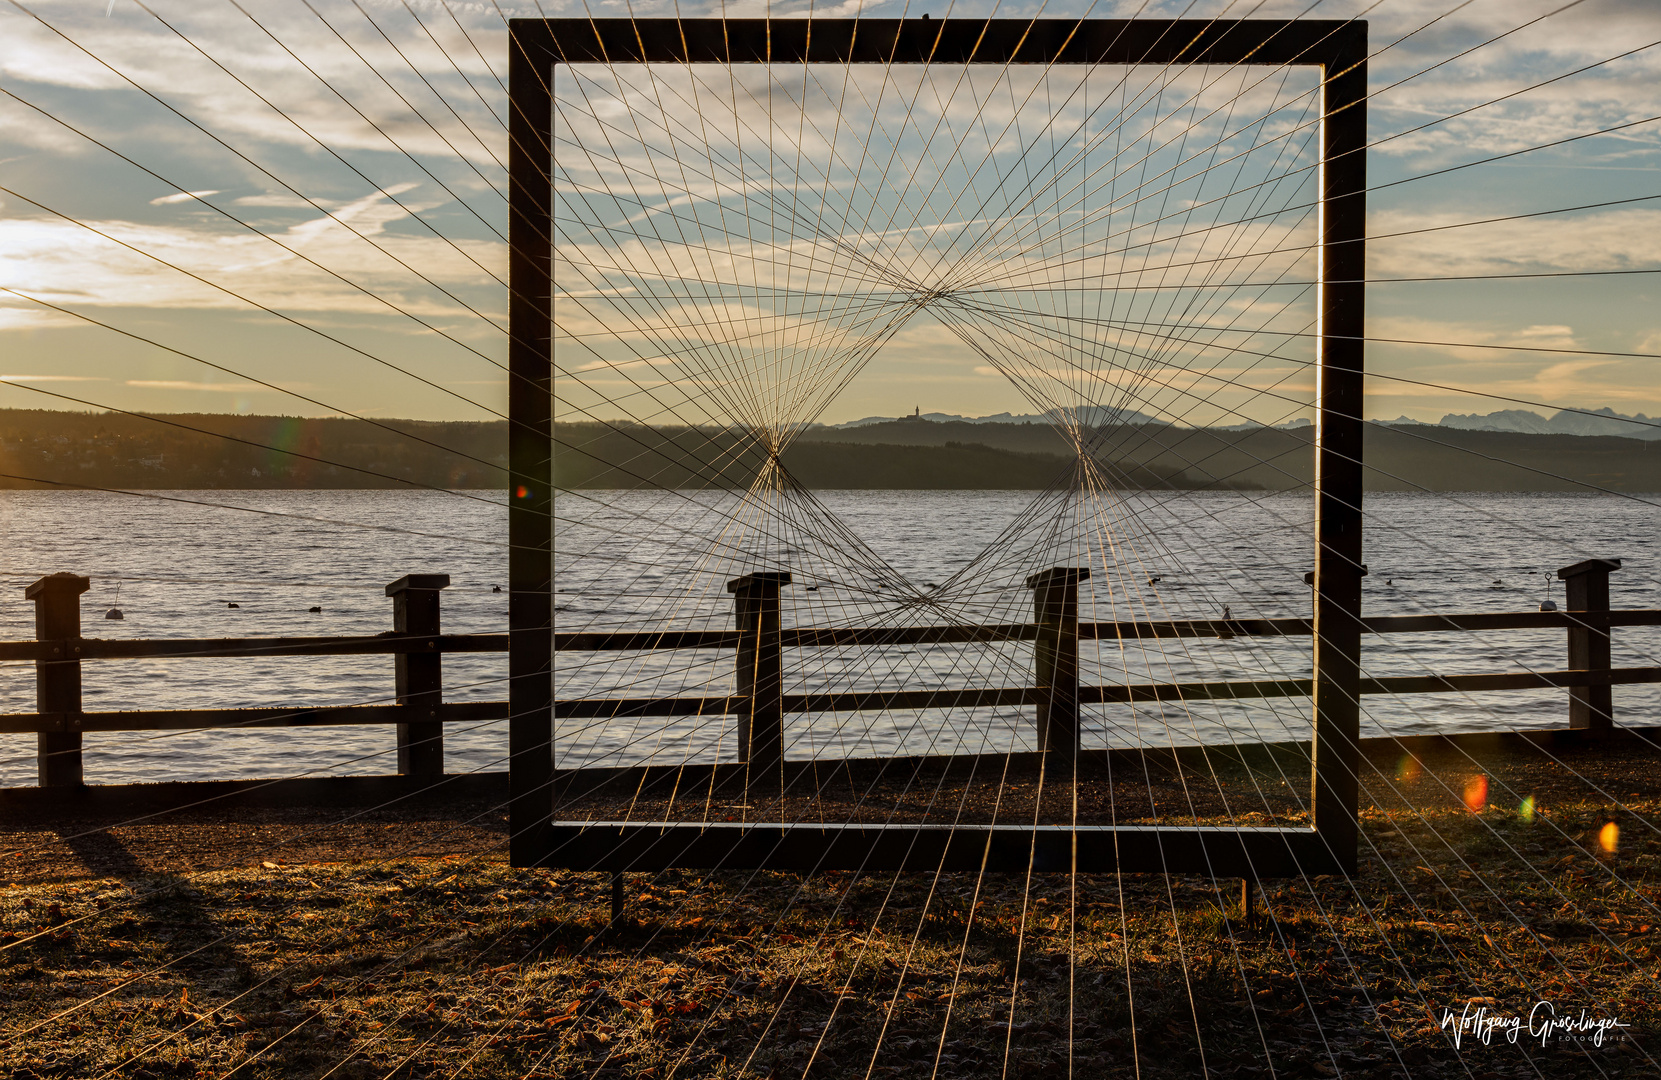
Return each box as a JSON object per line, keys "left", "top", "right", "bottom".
{"left": 27, "top": 573, "right": 89, "bottom": 787}
{"left": 1558, "top": 558, "right": 1620, "bottom": 734}
{"left": 1027, "top": 567, "right": 1089, "bottom": 777}
{"left": 387, "top": 574, "right": 450, "bottom": 778}
{"left": 729, "top": 571, "right": 791, "bottom": 802}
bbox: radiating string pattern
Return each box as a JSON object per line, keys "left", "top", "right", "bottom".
{"left": 2, "top": 4, "right": 1659, "bottom": 1079}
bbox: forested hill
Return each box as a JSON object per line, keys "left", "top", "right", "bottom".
{"left": 803, "top": 419, "right": 1661, "bottom": 492}
{"left": 2, "top": 409, "right": 1658, "bottom": 491}
{"left": 0, "top": 409, "right": 506, "bottom": 490}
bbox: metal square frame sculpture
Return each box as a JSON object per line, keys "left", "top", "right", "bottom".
{"left": 506, "top": 17, "right": 1367, "bottom": 879}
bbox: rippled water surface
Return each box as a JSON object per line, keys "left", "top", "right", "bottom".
{"left": 1, "top": 489, "right": 1656, "bottom": 785}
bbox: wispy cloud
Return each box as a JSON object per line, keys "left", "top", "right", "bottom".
{"left": 148, "top": 190, "right": 220, "bottom": 206}
{"left": 126, "top": 379, "right": 266, "bottom": 392}
{"left": 1369, "top": 208, "right": 1661, "bottom": 280}
{"left": 0, "top": 199, "right": 503, "bottom": 319}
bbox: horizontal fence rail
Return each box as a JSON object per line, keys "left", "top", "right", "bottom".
{"left": 553, "top": 609, "right": 1661, "bottom": 651}
{"left": 538, "top": 821, "right": 1346, "bottom": 877}
{"left": 3, "top": 561, "right": 1652, "bottom": 824}
{"left": 543, "top": 666, "right": 1661, "bottom": 720}
{"left": 0, "top": 633, "right": 508, "bottom": 662}
{"left": 6, "top": 608, "right": 1653, "bottom": 663}
{"left": 7, "top": 665, "right": 1656, "bottom": 734}
{"left": 0, "top": 702, "right": 512, "bottom": 735}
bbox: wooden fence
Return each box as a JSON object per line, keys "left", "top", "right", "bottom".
{"left": 2, "top": 558, "right": 1656, "bottom": 796}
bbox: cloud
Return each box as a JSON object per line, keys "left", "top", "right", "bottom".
{"left": 232, "top": 194, "right": 332, "bottom": 208}
{"left": 125, "top": 379, "right": 267, "bottom": 392}
{"left": 149, "top": 190, "right": 220, "bottom": 206}
{"left": 1362, "top": 314, "right": 1658, "bottom": 412}
{"left": 0, "top": 189, "right": 504, "bottom": 321}
{"left": 1365, "top": 315, "right": 1596, "bottom": 359}
{"left": 1369, "top": 208, "right": 1661, "bottom": 280}
{"left": 0, "top": 2, "right": 510, "bottom": 166}
{"left": 0, "top": 374, "right": 104, "bottom": 382}
{"left": 1525, "top": 358, "right": 1622, "bottom": 401}
{"left": 3, "top": 0, "right": 1659, "bottom": 431}
{"left": 571, "top": 356, "right": 678, "bottom": 373}
{"left": 0, "top": 305, "right": 81, "bottom": 331}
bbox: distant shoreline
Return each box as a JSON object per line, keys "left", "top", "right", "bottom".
{"left": 2, "top": 409, "right": 1656, "bottom": 492}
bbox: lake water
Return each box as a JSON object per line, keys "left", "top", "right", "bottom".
{"left": 1, "top": 489, "right": 1657, "bottom": 787}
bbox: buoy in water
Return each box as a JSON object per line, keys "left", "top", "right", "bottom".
{"left": 105, "top": 608, "right": 123, "bottom": 621}
{"left": 1147, "top": 575, "right": 1162, "bottom": 586}
{"left": 226, "top": 602, "right": 240, "bottom": 609}
{"left": 805, "top": 585, "right": 819, "bottom": 592}
{"left": 308, "top": 605, "right": 322, "bottom": 613}
{"left": 492, "top": 584, "right": 503, "bottom": 593}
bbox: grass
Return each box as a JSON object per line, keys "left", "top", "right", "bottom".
{"left": 3, "top": 788, "right": 1658, "bottom": 1079}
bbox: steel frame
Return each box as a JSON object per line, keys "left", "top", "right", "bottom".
{"left": 507, "top": 17, "right": 1368, "bottom": 878}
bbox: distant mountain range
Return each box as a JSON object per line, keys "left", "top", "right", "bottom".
{"left": 833, "top": 406, "right": 1661, "bottom": 439}
{"left": 1427, "top": 407, "right": 1661, "bottom": 440}
{"left": 832, "top": 407, "right": 1315, "bottom": 429}
{"left": 830, "top": 406, "right": 1162, "bottom": 428}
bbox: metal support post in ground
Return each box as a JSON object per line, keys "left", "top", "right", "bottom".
{"left": 388, "top": 574, "right": 451, "bottom": 778}
{"left": 1027, "top": 567, "right": 1089, "bottom": 781}
{"left": 504, "top": 19, "right": 555, "bottom": 870}
{"left": 28, "top": 573, "right": 89, "bottom": 787}
{"left": 1559, "top": 558, "right": 1620, "bottom": 733}
{"left": 1309, "top": 31, "right": 1369, "bottom": 878}
{"left": 729, "top": 572, "right": 791, "bottom": 804}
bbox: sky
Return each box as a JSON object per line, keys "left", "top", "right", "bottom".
{"left": 0, "top": 0, "right": 1658, "bottom": 428}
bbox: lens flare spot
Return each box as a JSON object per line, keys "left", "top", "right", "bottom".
{"left": 1397, "top": 755, "right": 1421, "bottom": 783}
{"left": 1518, "top": 796, "right": 1535, "bottom": 823}
{"left": 516, "top": 485, "right": 530, "bottom": 499}
{"left": 1600, "top": 822, "right": 1619, "bottom": 854}
{"left": 1463, "top": 775, "right": 1488, "bottom": 813}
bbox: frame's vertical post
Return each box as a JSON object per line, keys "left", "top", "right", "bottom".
{"left": 729, "top": 571, "right": 791, "bottom": 803}
{"left": 388, "top": 573, "right": 451, "bottom": 778}
{"left": 28, "top": 573, "right": 89, "bottom": 788}
{"left": 1027, "top": 567, "right": 1089, "bottom": 778}
{"left": 1310, "top": 28, "right": 1368, "bottom": 875}
{"left": 507, "top": 20, "right": 555, "bottom": 866}
{"left": 1559, "top": 558, "right": 1620, "bottom": 734}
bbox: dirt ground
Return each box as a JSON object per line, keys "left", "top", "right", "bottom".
{"left": 3, "top": 736, "right": 1654, "bottom": 886}
{"left": 2, "top": 737, "right": 1659, "bottom": 1078}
